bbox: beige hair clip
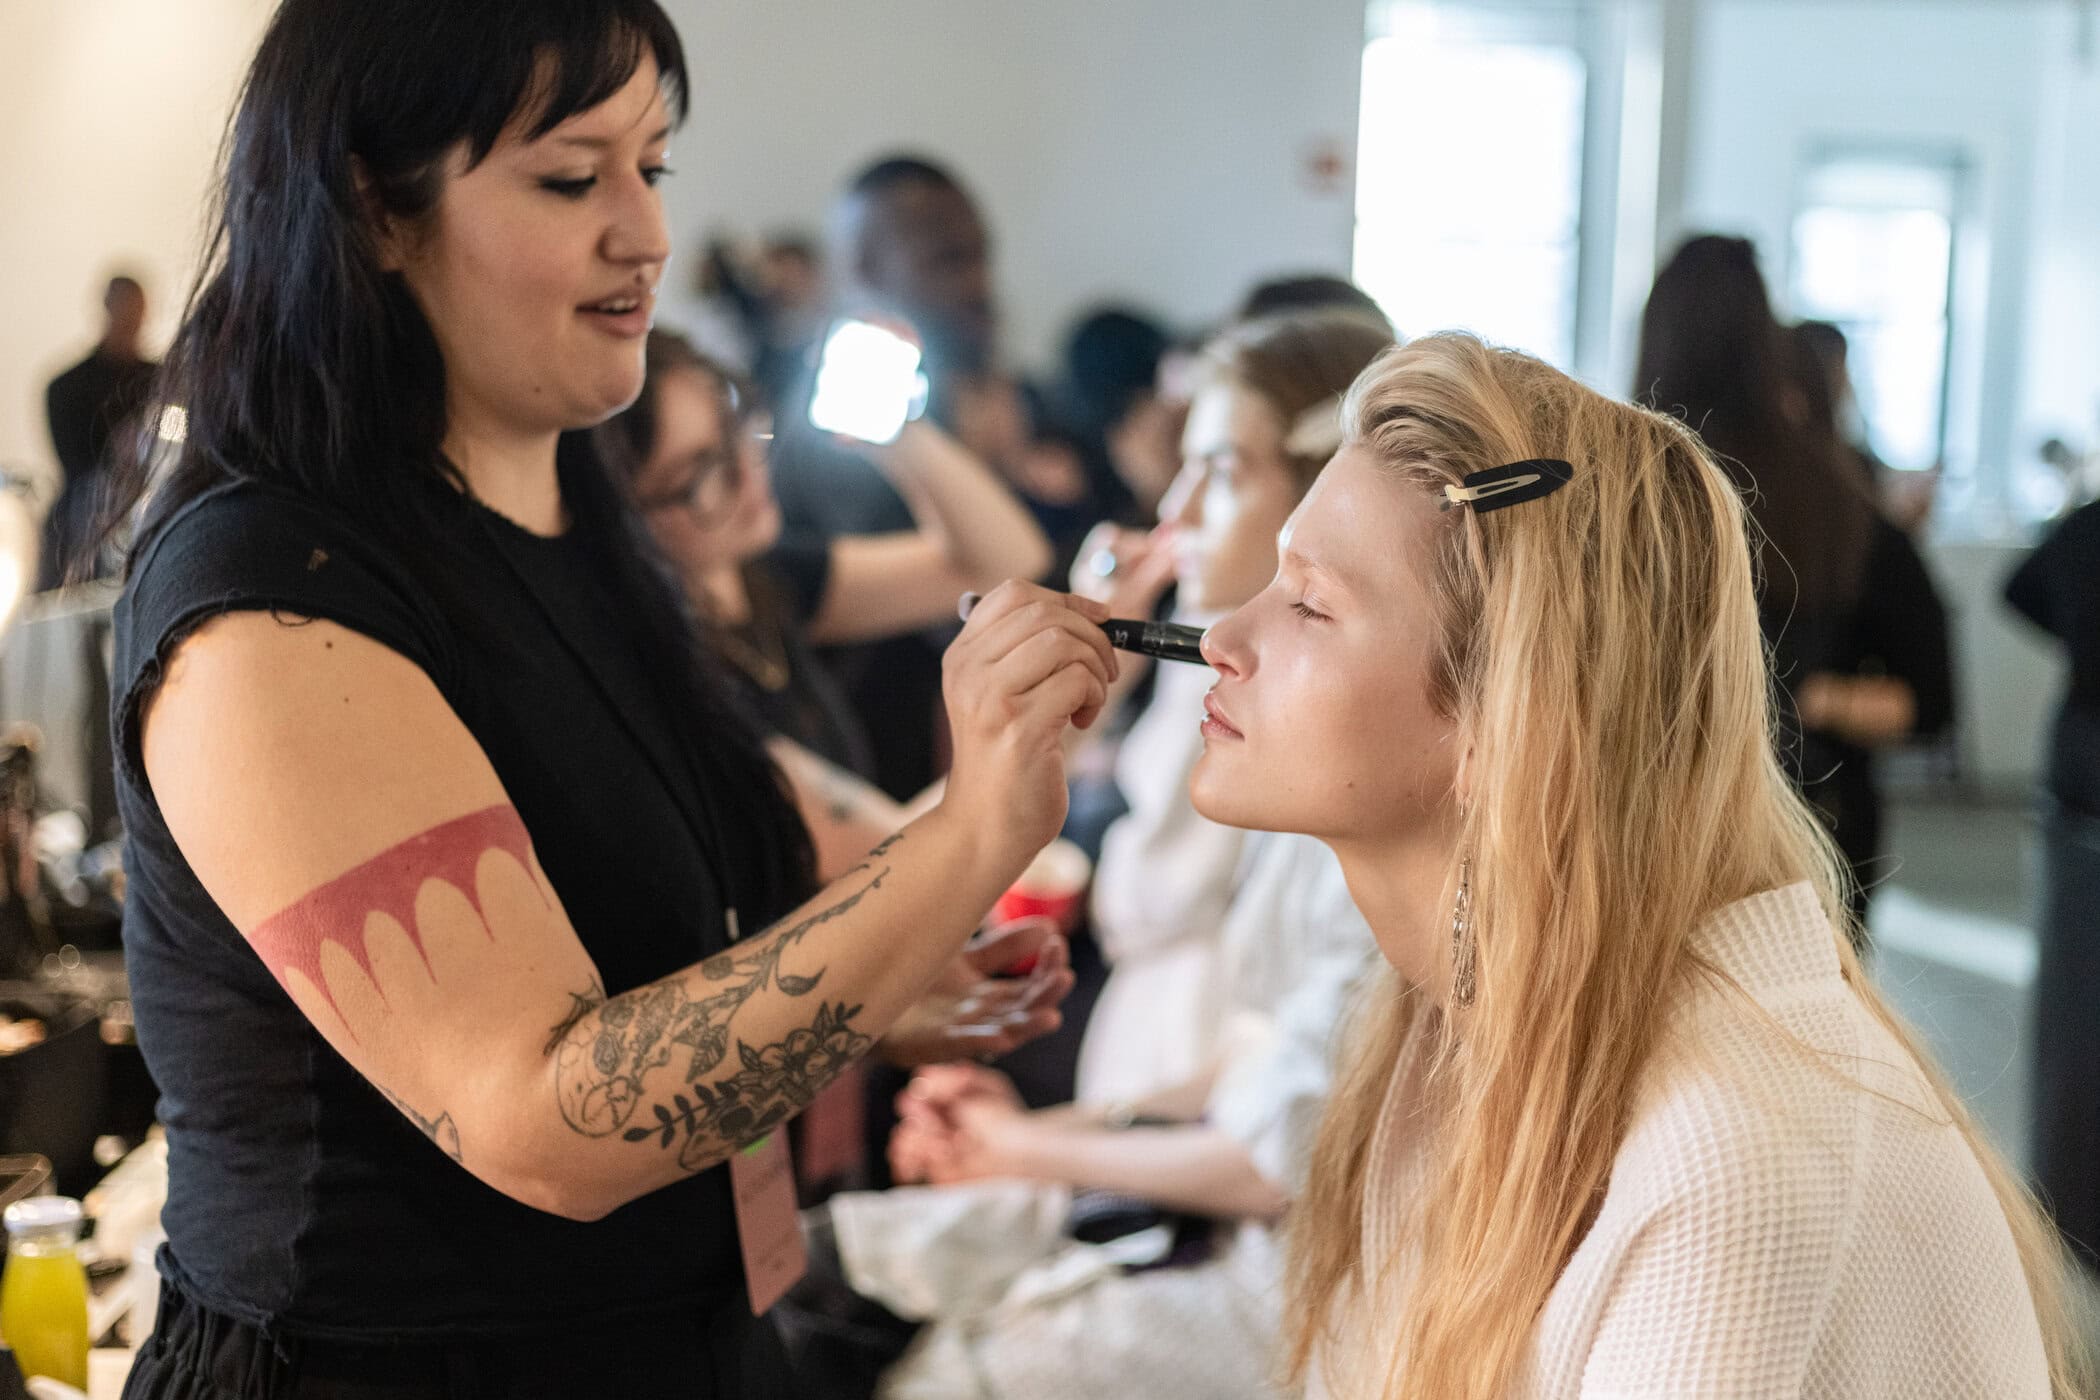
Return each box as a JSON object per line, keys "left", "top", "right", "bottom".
{"left": 1283, "top": 394, "right": 1347, "bottom": 459}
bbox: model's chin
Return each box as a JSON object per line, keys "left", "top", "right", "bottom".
{"left": 1188, "top": 748, "right": 1256, "bottom": 831}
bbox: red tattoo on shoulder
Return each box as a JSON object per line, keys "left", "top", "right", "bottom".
{"left": 250, "top": 804, "right": 548, "bottom": 1020}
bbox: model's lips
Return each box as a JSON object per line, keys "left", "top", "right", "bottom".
{"left": 1201, "top": 690, "right": 1243, "bottom": 740}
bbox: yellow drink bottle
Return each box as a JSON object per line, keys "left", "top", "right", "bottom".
{"left": 1, "top": 1196, "right": 89, "bottom": 1391}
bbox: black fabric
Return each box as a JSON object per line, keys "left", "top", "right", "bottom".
{"left": 772, "top": 1209, "right": 918, "bottom": 1400}
{"left": 112, "top": 479, "right": 764, "bottom": 1347}
{"left": 1763, "top": 606, "right": 1845, "bottom": 783}
{"left": 713, "top": 538, "right": 877, "bottom": 780}
{"left": 2031, "top": 797, "right": 2100, "bottom": 1275}
{"left": 763, "top": 532, "right": 831, "bottom": 626}
{"left": 123, "top": 1271, "right": 793, "bottom": 1400}
{"left": 1800, "top": 515, "right": 1957, "bottom": 919}
{"left": 2006, "top": 501, "right": 2100, "bottom": 816}
{"left": 39, "top": 349, "right": 155, "bottom": 588}
{"left": 768, "top": 389, "right": 947, "bottom": 802}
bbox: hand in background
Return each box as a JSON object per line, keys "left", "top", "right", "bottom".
{"left": 1797, "top": 671, "right": 1918, "bottom": 747}
{"left": 879, "top": 918, "right": 1073, "bottom": 1067}
{"left": 889, "top": 1063, "right": 1031, "bottom": 1185}
{"left": 1069, "top": 521, "right": 1179, "bottom": 618}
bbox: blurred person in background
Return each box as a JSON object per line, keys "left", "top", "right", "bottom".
{"left": 1779, "top": 322, "right": 1957, "bottom": 928}
{"left": 1235, "top": 272, "right": 1394, "bottom": 332}
{"left": 1059, "top": 289, "right": 1387, "bottom": 862}
{"left": 749, "top": 233, "right": 828, "bottom": 405}
{"left": 2005, "top": 497, "right": 2100, "bottom": 1279}
{"left": 659, "top": 233, "right": 828, "bottom": 412}
{"left": 1056, "top": 306, "right": 1178, "bottom": 523}
{"left": 1066, "top": 309, "right": 1393, "bottom": 1105}
{"left": 605, "top": 332, "right": 1066, "bottom": 1197}
{"left": 39, "top": 273, "right": 156, "bottom": 589}
{"left": 769, "top": 155, "right": 1044, "bottom": 801}
{"left": 601, "top": 330, "right": 1050, "bottom": 869}
{"left": 1796, "top": 318, "right": 1939, "bottom": 534}
{"left": 604, "top": 333, "right": 1069, "bottom": 1199}
{"left": 1635, "top": 235, "right": 1883, "bottom": 936}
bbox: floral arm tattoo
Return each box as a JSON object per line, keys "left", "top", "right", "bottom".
{"left": 547, "top": 836, "right": 899, "bottom": 1171}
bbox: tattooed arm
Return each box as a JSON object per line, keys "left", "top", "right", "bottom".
{"left": 142, "top": 582, "right": 1115, "bottom": 1221}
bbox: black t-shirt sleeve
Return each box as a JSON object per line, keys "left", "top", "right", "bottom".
{"left": 112, "top": 485, "right": 455, "bottom": 794}
{"left": 760, "top": 531, "right": 835, "bottom": 627}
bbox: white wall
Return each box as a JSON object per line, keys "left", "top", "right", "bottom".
{"left": 0, "top": 0, "right": 274, "bottom": 496}
{"left": 658, "top": 0, "right": 1367, "bottom": 370}
{"left": 0, "top": 0, "right": 1371, "bottom": 488}
{"left": 2014, "top": 6, "right": 2100, "bottom": 496}
{"left": 1676, "top": 0, "right": 2078, "bottom": 526}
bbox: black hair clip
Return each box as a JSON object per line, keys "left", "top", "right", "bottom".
{"left": 1440, "top": 458, "right": 1574, "bottom": 514}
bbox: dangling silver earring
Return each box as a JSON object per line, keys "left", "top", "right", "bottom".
{"left": 1450, "top": 857, "right": 1477, "bottom": 1008}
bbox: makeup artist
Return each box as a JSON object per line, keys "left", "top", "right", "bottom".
{"left": 102, "top": 3, "right": 1113, "bottom": 1397}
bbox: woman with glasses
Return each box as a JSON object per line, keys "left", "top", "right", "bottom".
{"left": 603, "top": 331, "right": 1048, "bottom": 821}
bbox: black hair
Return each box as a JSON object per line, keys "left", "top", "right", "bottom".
{"left": 1634, "top": 235, "right": 1871, "bottom": 618}
{"left": 1235, "top": 274, "right": 1394, "bottom": 336}
{"left": 113, "top": 0, "right": 813, "bottom": 920}
{"left": 844, "top": 154, "right": 965, "bottom": 203}
{"left": 123, "top": 0, "right": 686, "bottom": 540}
{"left": 1795, "top": 318, "right": 1849, "bottom": 367}
{"left": 1061, "top": 307, "right": 1170, "bottom": 435}
{"left": 104, "top": 275, "right": 144, "bottom": 302}
{"left": 762, "top": 233, "right": 820, "bottom": 265}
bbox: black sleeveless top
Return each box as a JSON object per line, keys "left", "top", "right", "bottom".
{"left": 113, "top": 477, "right": 762, "bottom": 1344}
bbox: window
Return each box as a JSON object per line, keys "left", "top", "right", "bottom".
{"left": 1789, "top": 153, "right": 1962, "bottom": 472}
{"left": 1353, "top": 3, "right": 1588, "bottom": 369}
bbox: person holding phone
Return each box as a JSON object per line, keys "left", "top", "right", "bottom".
{"left": 767, "top": 157, "right": 1046, "bottom": 801}
{"left": 105, "top": 4, "right": 1112, "bottom": 1396}
{"left": 602, "top": 330, "right": 1049, "bottom": 802}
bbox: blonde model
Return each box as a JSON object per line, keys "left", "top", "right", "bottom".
{"left": 1187, "top": 333, "right": 2088, "bottom": 1399}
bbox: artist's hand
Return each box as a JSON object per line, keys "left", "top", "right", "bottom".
{"left": 878, "top": 919, "right": 1073, "bottom": 1067}
{"left": 938, "top": 581, "right": 1116, "bottom": 860}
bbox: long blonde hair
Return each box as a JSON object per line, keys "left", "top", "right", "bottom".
{"left": 1283, "top": 333, "right": 2089, "bottom": 1399}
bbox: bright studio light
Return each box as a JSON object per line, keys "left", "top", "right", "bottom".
{"left": 807, "top": 321, "right": 927, "bottom": 445}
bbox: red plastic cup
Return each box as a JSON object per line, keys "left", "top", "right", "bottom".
{"left": 991, "top": 839, "right": 1093, "bottom": 967}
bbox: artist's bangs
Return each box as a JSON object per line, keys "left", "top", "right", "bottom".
{"left": 460, "top": 1, "right": 688, "bottom": 160}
